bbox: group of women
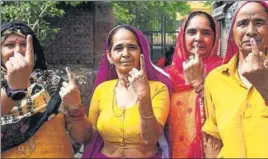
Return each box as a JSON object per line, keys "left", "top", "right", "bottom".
{"left": 1, "top": 1, "right": 268, "bottom": 158}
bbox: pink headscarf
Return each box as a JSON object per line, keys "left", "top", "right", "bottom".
{"left": 93, "top": 24, "right": 171, "bottom": 93}
{"left": 223, "top": 1, "right": 268, "bottom": 64}
{"left": 82, "top": 25, "right": 171, "bottom": 158}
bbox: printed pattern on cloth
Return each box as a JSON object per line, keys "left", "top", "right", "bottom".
{"left": 1, "top": 69, "right": 62, "bottom": 152}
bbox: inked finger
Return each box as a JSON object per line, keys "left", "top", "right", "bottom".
{"left": 194, "top": 43, "right": 200, "bottom": 61}
{"left": 140, "top": 54, "right": 146, "bottom": 73}
{"left": 66, "top": 67, "right": 76, "bottom": 84}
{"left": 25, "top": 35, "right": 34, "bottom": 67}
{"left": 250, "top": 38, "right": 259, "bottom": 55}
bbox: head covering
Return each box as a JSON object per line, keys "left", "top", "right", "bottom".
{"left": 164, "top": 11, "right": 222, "bottom": 158}
{"left": 225, "top": 2, "right": 241, "bottom": 39}
{"left": 223, "top": 1, "right": 268, "bottom": 64}
{"left": 165, "top": 11, "right": 222, "bottom": 92}
{"left": 1, "top": 21, "right": 47, "bottom": 70}
{"left": 1, "top": 22, "right": 63, "bottom": 152}
{"left": 93, "top": 24, "right": 171, "bottom": 93}
{"left": 83, "top": 24, "right": 171, "bottom": 158}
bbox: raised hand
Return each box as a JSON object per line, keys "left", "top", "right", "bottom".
{"left": 128, "top": 54, "right": 150, "bottom": 101}
{"left": 241, "top": 38, "right": 268, "bottom": 100}
{"left": 5, "top": 35, "right": 34, "bottom": 90}
{"left": 59, "top": 67, "right": 82, "bottom": 110}
{"left": 182, "top": 43, "right": 204, "bottom": 88}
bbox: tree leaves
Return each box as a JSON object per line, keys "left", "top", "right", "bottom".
{"left": 1, "top": 1, "right": 82, "bottom": 48}
{"left": 112, "top": 1, "right": 191, "bottom": 31}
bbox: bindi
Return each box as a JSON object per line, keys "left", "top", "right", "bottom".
{"left": 246, "top": 12, "right": 255, "bottom": 19}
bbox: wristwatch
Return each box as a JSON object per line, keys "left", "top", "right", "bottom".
{"left": 5, "top": 84, "right": 28, "bottom": 101}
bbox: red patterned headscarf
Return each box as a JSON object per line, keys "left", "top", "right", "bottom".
{"left": 165, "top": 11, "right": 222, "bottom": 92}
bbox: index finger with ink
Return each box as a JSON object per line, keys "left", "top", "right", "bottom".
{"left": 194, "top": 43, "right": 200, "bottom": 60}
{"left": 25, "top": 35, "right": 34, "bottom": 66}
{"left": 140, "top": 54, "right": 146, "bottom": 73}
{"left": 250, "top": 38, "right": 259, "bottom": 55}
{"left": 66, "top": 67, "right": 76, "bottom": 84}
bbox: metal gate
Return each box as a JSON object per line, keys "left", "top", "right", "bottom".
{"left": 131, "top": 15, "right": 181, "bottom": 63}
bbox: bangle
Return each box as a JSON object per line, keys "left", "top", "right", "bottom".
{"left": 140, "top": 113, "right": 154, "bottom": 119}
{"left": 67, "top": 104, "right": 82, "bottom": 113}
{"left": 195, "top": 81, "right": 204, "bottom": 94}
{"left": 67, "top": 104, "right": 85, "bottom": 121}
{"left": 265, "top": 101, "right": 268, "bottom": 106}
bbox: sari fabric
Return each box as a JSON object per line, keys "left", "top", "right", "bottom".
{"left": 1, "top": 21, "right": 73, "bottom": 158}
{"left": 82, "top": 25, "right": 171, "bottom": 158}
{"left": 164, "top": 12, "right": 222, "bottom": 158}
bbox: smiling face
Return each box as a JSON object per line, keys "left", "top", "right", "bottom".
{"left": 1, "top": 33, "right": 26, "bottom": 67}
{"left": 184, "top": 14, "right": 215, "bottom": 58}
{"left": 233, "top": 2, "right": 268, "bottom": 56}
{"left": 107, "top": 28, "right": 141, "bottom": 75}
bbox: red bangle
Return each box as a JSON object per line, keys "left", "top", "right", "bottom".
{"left": 265, "top": 101, "right": 268, "bottom": 106}
{"left": 67, "top": 105, "right": 85, "bottom": 121}
{"left": 195, "top": 81, "right": 204, "bottom": 94}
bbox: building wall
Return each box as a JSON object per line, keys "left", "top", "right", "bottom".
{"left": 219, "top": 21, "right": 228, "bottom": 57}
{"left": 211, "top": 1, "right": 234, "bottom": 57}
{"left": 93, "top": 2, "right": 115, "bottom": 69}
{"left": 43, "top": 2, "right": 114, "bottom": 109}
{"left": 44, "top": 2, "right": 114, "bottom": 68}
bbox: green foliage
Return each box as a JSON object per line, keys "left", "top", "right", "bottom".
{"left": 1, "top": 1, "right": 84, "bottom": 47}
{"left": 112, "top": 1, "right": 191, "bottom": 32}
{"left": 204, "top": 1, "right": 212, "bottom": 7}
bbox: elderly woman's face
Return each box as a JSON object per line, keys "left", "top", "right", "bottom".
{"left": 233, "top": 2, "right": 268, "bottom": 55}
{"left": 108, "top": 28, "right": 141, "bottom": 75}
{"left": 184, "top": 15, "right": 215, "bottom": 58}
{"left": 1, "top": 33, "right": 26, "bottom": 67}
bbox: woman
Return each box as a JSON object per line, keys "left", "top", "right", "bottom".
{"left": 157, "top": 46, "right": 175, "bottom": 69}
{"left": 203, "top": 1, "right": 268, "bottom": 158}
{"left": 60, "top": 25, "right": 171, "bottom": 158}
{"left": 1, "top": 21, "right": 75, "bottom": 158}
{"left": 164, "top": 11, "right": 222, "bottom": 158}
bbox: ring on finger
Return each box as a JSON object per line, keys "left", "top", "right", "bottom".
{"left": 140, "top": 75, "right": 146, "bottom": 80}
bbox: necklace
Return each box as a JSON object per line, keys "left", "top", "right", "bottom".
{"left": 112, "top": 80, "right": 126, "bottom": 118}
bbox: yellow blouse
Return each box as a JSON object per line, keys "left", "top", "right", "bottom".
{"left": 89, "top": 80, "right": 170, "bottom": 145}
{"left": 1, "top": 113, "right": 74, "bottom": 158}
{"left": 202, "top": 54, "right": 268, "bottom": 158}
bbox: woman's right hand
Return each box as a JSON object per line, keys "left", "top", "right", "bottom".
{"left": 6, "top": 35, "right": 34, "bottom": 90}
{"left": 59, "top": 67, "right": 82, "bottom": 111}
{"left": 182, "top": 45, "right": 204, "bottom": 88}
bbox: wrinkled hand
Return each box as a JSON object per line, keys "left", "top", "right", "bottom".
{"left": 6, "top": 35, "right": 34, "bottom": 89}
{"left": 59, "top": 67, "right": 82, "bottom": 110}
{"left": 128, "top": 54, "right": 150, "bottom": 101}
{"left": 183, "top": 44, "right": 204, "bottom": 88}
{"left": 241, "top": 38, "right": 268, "bottom": 100}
